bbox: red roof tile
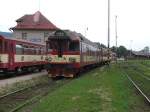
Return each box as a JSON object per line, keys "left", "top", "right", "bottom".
{"left": 11, "top": 11, "right": 59, "bottom": 30}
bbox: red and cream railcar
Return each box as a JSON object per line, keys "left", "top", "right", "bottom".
{"left": 109, "top": 51, "right": 117, "bottom": 61}
{"left": 46, "top": 30, "right": 110, "bottom": 78}
{"left": 0, "top": 35, "right": 47, "bottom": 73}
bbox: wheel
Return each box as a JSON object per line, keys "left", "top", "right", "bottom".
{"left": 38, "top": 68, "right": 42, "bottom": 72}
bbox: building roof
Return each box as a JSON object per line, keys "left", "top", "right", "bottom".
{"left": 132, "top": 51, "right": 150, "bottom": 56}
{"left": 11, "top": 11, "right": 59, "bottom": 30}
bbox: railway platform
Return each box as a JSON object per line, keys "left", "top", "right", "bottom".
{"left": 0, "top": 71, "right": 47, "bottom": 88}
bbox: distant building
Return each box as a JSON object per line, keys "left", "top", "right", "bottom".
{"left": 10, "top": 11, "right": 59, "bottom": 44}
{"left": 127, "top": 51, "right": 150, "bottom": 59}
{"left": 0, "top": 31, "right": 12, "bottom": 38}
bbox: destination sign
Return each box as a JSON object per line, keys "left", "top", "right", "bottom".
{"left": 54, "top": 30, "right": 66, "bottom": 37}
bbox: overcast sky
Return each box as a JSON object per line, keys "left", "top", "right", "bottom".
{"left": 0, "top": 0, "right": 150, "bottom": 51}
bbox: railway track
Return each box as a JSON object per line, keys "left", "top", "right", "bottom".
{"left": 121, "top": 63, "right": 150, "bottom": 104}
{"left": 0, "top": 78, "right": 71, "bottom": 112}
{"left": 125, "top": 73, "right": 150, "bottom": 103}
{"left": 140, "top": 61, "right": 150, "bottom": 68}
{"left": 125, "top": 64, "right": 150, "bottom": 80}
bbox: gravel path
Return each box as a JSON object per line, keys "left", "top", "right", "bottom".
{"left": 0, "top": 71, "right": 47, "bottom": 88}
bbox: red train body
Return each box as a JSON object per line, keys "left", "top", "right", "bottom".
{"left": 46, "top": 30, "right": 111, "bottom": 78}
{"left": 0, "top": 35, "right": 47, "bottom": 73}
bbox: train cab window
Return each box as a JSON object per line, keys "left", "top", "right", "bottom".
{"left": 48, "top": 41, "right": 58, "bottom": 51}
{"left": 69, "top": 42, "right": 79, "bottom": 51}
{"left": 16, "top": 44, "right": 23, "bottom": 54}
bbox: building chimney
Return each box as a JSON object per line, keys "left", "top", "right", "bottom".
{"left": 33, "top": 11, "right": 40, "bottom": 23}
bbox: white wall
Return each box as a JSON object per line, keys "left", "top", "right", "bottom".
{"left": 13, "top": 30, "right": 54, "bottom": 44}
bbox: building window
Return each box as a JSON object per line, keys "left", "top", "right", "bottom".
{"left": 44, "top": 32, "right": 49, "bottom": 42}
{"left": 22, "top": 33, "right": 27, "bottom": 40}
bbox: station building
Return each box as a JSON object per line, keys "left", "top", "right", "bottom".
{"left": 127, "top": 51, "right": 150, "bottom": 59}
{"left": 10, "top": 11, "right": 59, "bottom": 44}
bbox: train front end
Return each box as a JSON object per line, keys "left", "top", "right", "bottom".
{"left": 46, "top": 30, "right": 81, "bottom": 78}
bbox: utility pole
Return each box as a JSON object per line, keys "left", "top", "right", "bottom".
{"left": 115, "top": 15, "right": 118, "bottom": 62}
{"left": 38, "top": 0, "right": 41, "bottom": 11}
{"left": 130, "top": 40, "right": 133, "bottom": 58}
{"left": 108, "top": 0, "right": 110, "bottom": 61}
{"left": 115, "top": 16, "right": 118, "bottom": 49}
{"left": 84, "top": 27, "right": 88, "bottom": 37}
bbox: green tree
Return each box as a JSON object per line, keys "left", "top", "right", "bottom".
{"left": 100, "top": 44, "right": 107, "bottom": 48}
{"left": 111, "top": 46, "right": 128, "bottom": 58}
{"left": 141, "top": 46, "right": 149, "bottom": 53}
{"left": 111, "top": 46, "right": 117, "bottom": 52}
{"left": 117, "top": 46, "right": 128, "bottom": 58}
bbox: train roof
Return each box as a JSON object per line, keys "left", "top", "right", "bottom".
{"left": 0, "top": 35, "right": 45, "bottom": 46}
{"left": 49, "top": 29, "right": 99, "bottom": 48}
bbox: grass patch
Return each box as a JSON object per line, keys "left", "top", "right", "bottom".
{"left": 32, "top": 64, "right": 150, "bottom": 112}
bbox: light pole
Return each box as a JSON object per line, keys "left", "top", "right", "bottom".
{"left": 108, "top": 0, "right": 110, "bottom": 61}
{"left": 115, "top": 16, "right": 118, "bottom": 49}
{"left": 130, "top": 40, "right": 133, "bottom": 58}
{"left": 115, "top": 15, "right": 118, "bottom": 61}
{"left": 38, "top": 0, "right": 41, "bottom": 11}
{"left": 84, "top": 27, "right": 88, "bottom": 37}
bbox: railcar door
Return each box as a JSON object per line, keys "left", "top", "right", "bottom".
{"left": 80, "top": 41, "right": 83, "bottom": 64}
{"left": 8, "top": 40, "right": 14, "bottom": 70}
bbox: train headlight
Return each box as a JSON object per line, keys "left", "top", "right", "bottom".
{"left": 45, "top": 57, "right": 52, "bottom": 62}
{"left": 69, "top": 57, "right": 76, "bottom": 63}
{"left": 48, "top": 57, "right": 52, "bottom": 62}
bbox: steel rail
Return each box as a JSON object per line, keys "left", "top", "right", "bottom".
{"left": 134, "top": 68, "right": 150, "bottom": 81}
{"left": 9, "top": 94, "right": 41, "bottom": 112}
{"left": 134, "top": 72, "right": 150, "bottom": 81}
{"left": 129, "top": 65, "right": 150, "bottom": 81}
{"left": 125, "top": 73, "right": 150, "bottom": 103}
{"left": 0, "top": 83, "right": 40, "bottom": 99}
{"left": 9, "top": 79, "right": 71, "bottom": 112}
{"left": 0, "top": 87, "right": 31, "bottom": 99}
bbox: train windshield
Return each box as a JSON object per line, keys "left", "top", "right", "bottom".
{"left": 69, "top": 42, "right": 79, "bottom": 51}
{"left": 48, "top": 40, "right": 79, "bottom": 52}
{"left": 47, "top": 40, "right": 79, "bottom": 57}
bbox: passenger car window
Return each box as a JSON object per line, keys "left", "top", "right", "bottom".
{"left": 16, "top": 44, "right": 23, "bottom": 54}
